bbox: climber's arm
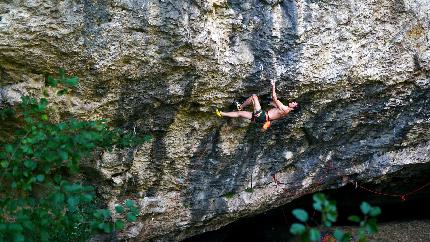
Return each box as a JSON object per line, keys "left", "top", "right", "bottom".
{"left": 271, "top": 80, "right": 284, "bottom": 109}
{"left": 271, "top": 80, "right": 295, "bottom": 113}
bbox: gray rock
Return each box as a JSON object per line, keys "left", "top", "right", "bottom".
{"left": 1, "top": 0, "right": 429, "bottom": 241}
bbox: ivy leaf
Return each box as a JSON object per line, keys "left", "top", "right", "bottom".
{"left": 313, "top": 193, "right": 326, "bottom": 204}
{"left": 36, "top": 174, "right": 45, "bottom": 182}
{"left": 1, "top": 160, "right": 9, "bottom": 168}
{"left": 115, "top": 205, "right": 125, "bottom": 213}
{"left": 81, "top": 193, "right": 93, "bottom": 202}
{"left": 125, "top": 199, "right": 135, "bottom": 208}
{"left": 103, "top": 223, "right": 112, "bottom": 233}
{"left": 313, "top": 202, "right": 322, "bottom": 211}
{"left": 333, "top": 229, "right": 345, "bottom": 241}
{"left": 309, "top": 228, "right": 320, "bottom": 241}
{"left": 289, "top": 223, "right": 306, "bottom": 235}
{"left": 327, "top": 210, "right": 337, "bottom": 222}
{"left": 13, "top": 233, "right": 25, "bottom": 242}
{"left": 127, "top": 212, "right": 137, "bottom": 222}
{"left": 348, "top": 215, "right": 360, "bottom": 223}
{"left": 360, "top": 202, "right": 371, "bottom": 215}
{"left": 46, "top": 76, "right": 58, "bottom": 87}
{"left": 101, "top": 209, "right": 111, "bottom": 219}
{"left": 5, "top": 144, "right": 13, "bottom": 153}
{"left": 59, "top": 151, "right": 68, "bottom": 161}
{"left": 57, "top": 89, "right": 68, "bottom": 96}
{"left": 369, "top": 207, "right": 381, "bottom": 217}
{"left": 366, "top": 218, "right": 378, "bottom": 234}
{"left": 67, "top": 196, "right": 79, "bottom": 212}
{"left": 292, "top": 209, "right": 308, "bottom": 222}
{"left": 115, "top": 220, "right": 125, "bottom": 230}
{"left": 24, "top": 160, "right": 36, "bottom": 170}
{"left": 63, "top": 76, "right": 78, "bottom": 86}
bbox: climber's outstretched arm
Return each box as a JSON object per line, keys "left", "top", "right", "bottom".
{"left": 271, "top": 80, "right": 297, "bottom": 113}
{"left": 271, "top": 80, "right": 286, "bottom": 110}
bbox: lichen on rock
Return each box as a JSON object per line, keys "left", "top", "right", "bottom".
{"left": 0, "top": 0, "right": 429, "bottom": 241}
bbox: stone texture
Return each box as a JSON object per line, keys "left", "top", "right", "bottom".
{"left": 0, "top": 0, "right": 429, "bottom": 241}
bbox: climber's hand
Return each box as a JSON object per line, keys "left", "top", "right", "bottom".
{"left": 288, "top": 102, "right": 298, "bottom": 109}
{"left": 271, "top": 79, "right": 276, "bottom": 86}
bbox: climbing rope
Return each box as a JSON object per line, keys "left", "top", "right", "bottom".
{"left": 272, "top": 159, "right": 430, "bottom": 202}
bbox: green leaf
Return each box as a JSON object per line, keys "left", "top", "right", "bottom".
{"left": 125, "top": 199, "right": 135, "bottom": 208}
{"left": 103, "top": 223, "right": 112, "bottom": 233}
{"left": 5, "top": 144, "right": 14, "bottom": 153}
{"left": 333, "top": 229, "right": 345, "bottom": 241}
{"left": 36, "top": 174, "right": 45, "bottom": 182}
{"left": 59, "top": 150, "right": 68, "bottom": 160}
{"left": 115, "top": 220, "right": 125, "bottom": 230}
{"left": 46, "top": 76, "right": 58, "bottom": 87}
{"left": 41, "top": 114, "right": 49, "bottom": 121}
{"left": 289, "top": 223, "right": 306, "bottom": 235}
{"left": 313, "top": 202, "right": 322, "bottom": 211}
{"left": 348, "top": 215, "right": 361, "bottom": 223}
{"left": 8, "top": 223, "right": 23, "bottom": 232}
{"left": 360, "top": 202, "right": 371, "bottom": 215}
{"left": 127, "top": 212, "right": 137, "bottom": 222}
{"left": 1, "top": 160, "right": 9, "bottom": 168}
{"left": 313, "top": 193, "right": 326, "bottom": 204}
{"left": 67, "top": 196, "right": 79, "bottom": 211}
{"left": 309, "top": 228, "right": 320, "bottom": 241}
{"left": 115, "top": 205, "right": 125, "bottom": 213}
{"left": 81, "top": 193, "right": 93, "bottom": 202}
{"left": 369, "top": 207, "right": 381, "bottom": 217}
{"left": 366, "top": 218, "right": 378, "bottom": 234}
{"left": 63, "top": 76, "right": 78, "bottom": 86}
{"left": 327, "top": 210, "right": 337, "bottom": 222}
{"left": 40, "top": 230, "right": 50, "bottom": 241}
{"left": 292, "top": 209, "right": 308, "bottom": 222}
{"left": 57, "top": 89, "right": 68, "bottom": 96}
{"left": 24, "top": 160, "right": 36, "bottom": 169}
{"left": 13, "top": 233, "right": 25, "bottom": 242}
{"left": 101, "top": 209, "right": 111, "bottom": 219}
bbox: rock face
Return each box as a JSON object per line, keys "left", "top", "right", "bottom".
{"left": 1, "top": 0, "right": 430, "bottom": 241}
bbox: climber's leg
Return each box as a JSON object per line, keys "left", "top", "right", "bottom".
{"left": 219, "top": 110, "right": 252, "bottom": 119}
{"left": 240, "top": 94, "right": 261, "bottom": 112}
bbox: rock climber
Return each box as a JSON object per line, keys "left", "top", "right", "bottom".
{"left": 215, "top": 79, "right": 299, "bottom": 130}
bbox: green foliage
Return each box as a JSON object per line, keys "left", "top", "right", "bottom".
{"left": 244, "top": 187, "right": 254, "bottom": 193}
{"left": 292, "top": 209, "right": 308, "bottom": 222}
{"left": 290, "top": 193, "right": 381, "bottom": 242}
{"left": 223, "top": 191, "right": 235, "bottom": 199}
{"left": 0, "top": 70, "right": 148, "bottom": 242}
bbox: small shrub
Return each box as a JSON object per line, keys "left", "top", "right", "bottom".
{"left": 0, "top": 69, "right": 149, "bottom": 242}
{"left": 290, "top": 193, "right": 381, "bottom": 242}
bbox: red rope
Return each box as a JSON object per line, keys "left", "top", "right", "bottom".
{"left": 272, "top": 159, "right": 430, "bottom": 202}
{"left": 355, "top": 181, "right": 430, "bottom": 201}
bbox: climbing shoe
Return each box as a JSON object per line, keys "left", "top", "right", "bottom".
{"left": 215, "top": 108, "right": 222, "bottom": 117}
{"left": 234, "top": 101, "right": 242, "bottom": 111}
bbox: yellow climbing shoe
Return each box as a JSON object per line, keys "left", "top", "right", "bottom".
{"left": 215, "top": 108, "right": 222, "bottom": 117}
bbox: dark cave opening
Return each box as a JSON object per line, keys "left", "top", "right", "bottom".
{"left": 182, "top": 163, "right": 430, "bottom": 242}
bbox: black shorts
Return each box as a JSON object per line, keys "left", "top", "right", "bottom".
{"left": 252, "top": 110, "right": 267, "bottom": 123}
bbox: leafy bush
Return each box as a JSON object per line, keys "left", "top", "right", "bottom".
{"left": 290, "top": 193, "right": 381, "bottom": 242}
{"left": 0, "top": 69, "right": 148, "bottom": 242}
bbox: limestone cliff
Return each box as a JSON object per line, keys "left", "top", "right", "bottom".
{"left": 0, "top": 0, "right": 429, "bottom": 241}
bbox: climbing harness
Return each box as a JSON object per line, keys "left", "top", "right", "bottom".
{"left": 251, "top": 110, "right": 271, "bottom": 130}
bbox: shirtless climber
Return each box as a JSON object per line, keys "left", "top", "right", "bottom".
{"left": 215, "top": 80, "right": 299, "bottom": 130}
